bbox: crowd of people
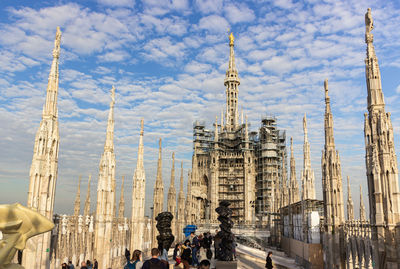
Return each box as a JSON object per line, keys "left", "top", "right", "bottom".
{"left": 61, "top": 259, "right": 98, "bottom": 269}
{"left": 124, "top": 229, "right": 220, "bottom": 269}
{"left": 124, "top": 231, "right": 218, "bottom": 269}
{"left": 60, "top": 230, "right": 274, "bottom": 268}
{"left": 171, "top": 231, "right": 214, "bottom": 268}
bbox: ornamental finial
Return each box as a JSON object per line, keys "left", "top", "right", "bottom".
{"left": 229, "top": 32, "right": 234, "bottom": 46}
{"left": 324, "top": 78, "right": 329, "bottom": 98}
{"left": 52, "top": 27, "right": 62, "bottom": 58}
{"left": 365, "top": 8, "right": 374, "bottom": 34}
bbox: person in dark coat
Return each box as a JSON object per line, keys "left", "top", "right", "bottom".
{"left": 213, "top": 232, "right": 221, "bottom": 260}
{"left": 191, "top": 234, "right": 200, "bottom": 266}
{"left": 142, "top": 248, "right": 167, "bottom": 269}
{"left": 198, "top": 259, "right": 211, "bottom": 269}
{"left": 265, "top": 251, "right": 273, "bottom": 269}
{"left": 181, "top": 248, "right": 192, "bottom": 269}
{"left": 68, "top": 261, "right": 75, "bottom": 269}
{"left": 173, "top": 243, "right": 182, "bottom": 265}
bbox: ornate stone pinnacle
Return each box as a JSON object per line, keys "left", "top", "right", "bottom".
{"left": 324, "top": 78, "right": 329, "bottom": 98}
{"left": 111, "top": 85, "right": 115, "bottom": 105}
{"left": 53, "top": 27, "right": 61, "bottom": 58}
{"left": 365, "top": 8, "right": 374, "bottom": 43}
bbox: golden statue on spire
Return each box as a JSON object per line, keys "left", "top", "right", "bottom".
{"left": 229, "top": 32, "right": 234, "bottom": 46}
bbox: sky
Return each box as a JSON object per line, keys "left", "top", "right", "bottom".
{"left": 1, "top": 0, "right": 400, "bottom": 219}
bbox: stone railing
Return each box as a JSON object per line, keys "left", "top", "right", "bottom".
{"left": 343, "top": 220, "right": 373, "bottom": 269}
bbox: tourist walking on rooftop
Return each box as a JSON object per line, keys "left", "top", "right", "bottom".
{"left": 86, "top": 260, "right": 93, "bottom": 269}
{"left": 198, "top": 260, "right": 211, "bottom": 269}
{"left": 173, "top": 243, "right": 182, "bottom": 266}
{"left": 203, "top": 232, "right": 212, "bottom": 259}
{"left": 191, "top": 233, "right": 200, "bottom": 266}
{"left": 180, "top": 248, "right": 192, "bottom": 269}
{"left": 265, "top": 251, "right": 273, "bottom": 269}
{"left": 214, "top": 232, "right": 221, "bottom": 260}
{"left": 68, "top": 261, "right": 75, "bottom": 269}
{"left": 142, "top": 248, "right": 168, "bottom": 269}
{"left": 80, "top": 261, "right": 88, "bottom": 269}
{"left": 182, "top": 239, "right": 191, "bottom": 250}
{"left": 125, "top": 249, "right": 143, "bottom": 269}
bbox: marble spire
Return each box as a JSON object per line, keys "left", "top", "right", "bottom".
{"left": 347, "top": 176, "right": 354, "bottom": 221}
{"left": 321, "top": 79, "right": 345, "bottom": 269}
{"left": 364, "top": 8, "right": 400, "bottom": 266}
{"left": 289, "top": 137, "right": 300, "bottom": 204}
{"left": 244, "top": 115, "right": 249, "bottom": 142}
{"left": 83, "top": 174, "right": 91, "bottom": 216}
{"left": 360, "top": 185, "right": 366, "bottom": 221}
{"left": 214, "top": 116, "right": 219, "bottom": 144}
{"left": 74, "top": 176, "right": 82, "bottom": 216}
{"left": 281, "top": 150, "right": 289, "bottom": 208}
{"left": 130, "top": 119, "right": 146, "bottom": 251}
{"left": 176, "top": 162, "right": 186, "bottom": 241}
{"left": 225, "top": 32, "right": 240, "bottom": 131}
{"left": 94, "top": 86, "right": 116, "bottom": 269}
{"left": 167, "top": 152, "right": 177, "bottom": 237}
{"left": 301, "top": 114, "right": 316, "bottom": 200}
{"left": 152, "top": 138, "right": 164, "bottom": 246}
{"left": 118, "top": 176, "right": 125, "bottom": 219}
{"left": 321, "top": 79, "right": 344, "bottom": 227}
{"left": 24, "top": 27, "right": 62, "bottom": 269}
{"left": 185, "top": 170, "right": 193, "bottom": 225}
{"left": 221, "top": 109, "right": 224, "bottom": 131}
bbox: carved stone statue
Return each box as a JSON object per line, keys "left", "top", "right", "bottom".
{"left": 0, "top": 203, "right": 54, "bottom": 269}
{"left": 215, "top": 201, "right": 235, "bottom": 261}
{"left": 365, "top": 8, "right": 374, "bottom": 34}
{"left": 155, "top": 212, "right": 175, "bottom": 251}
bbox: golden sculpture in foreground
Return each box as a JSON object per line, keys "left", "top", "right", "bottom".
{"left": 0, "top": 203, "right": 54, "bottom": 269}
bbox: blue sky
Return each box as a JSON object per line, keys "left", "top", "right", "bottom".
{"left": 1, "top": 0, "right": 400, "bottom": 218}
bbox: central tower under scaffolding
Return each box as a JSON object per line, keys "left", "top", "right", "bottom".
{"left": 187, "top": 33, "right": 286, "bottom": 229}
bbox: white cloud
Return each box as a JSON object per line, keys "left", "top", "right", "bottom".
{"left": 97, "top": 0, "right": 135, "bottom": 7}
{"left": 184, "top": 61, "right": 212, "bottom": 73}
{"left": 272, "top": 0, "right": 296, "bottom": 9}
{"left": 0, "top": 4, "right": 136, "bottom": 58}
{"left": 98, "top": 50, "right": 130, "bottom": 62}
{"left": 224, "top": 3, "right": 255, "bottom": 24}
{"left": 261, "top": 55, "right": 293, "bottom": 74}
{"left": 140, "top": 14, "right": 188, "bottom": 36}
{"left": 0, "top": 51, "right": 39, "bottom": 72}
{"left": 142, "top": 0, "right": 190, "bottom": 16}
{"left": 195, "top": 0, "right": 223, "bottom": 14}
{"left": 142, "top": 37, "right": 186, "bottom": 63}
{"left": 198, "top": 15, "right": 229, "bottom": 33}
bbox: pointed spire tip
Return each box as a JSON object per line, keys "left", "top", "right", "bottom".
{"left": 53, "top": 27, "right": 62, "bottom": 58}
{"left": 140, "top": 118, "right": 144, "bottom": 135}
